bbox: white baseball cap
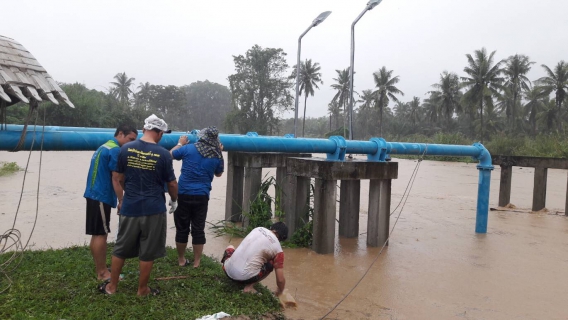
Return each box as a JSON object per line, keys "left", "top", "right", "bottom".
{"left": 143, "top": 114, "right": 171, "bottom": 133}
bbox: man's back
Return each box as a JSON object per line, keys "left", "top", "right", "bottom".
{"left": 117, "top": 139, "right": 175, "bottom": 217}
{"left": 224, "top": 227, "right": 284, "bottom": 281}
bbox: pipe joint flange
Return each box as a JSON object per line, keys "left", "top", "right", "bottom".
{"left": 246, "top": 132, "right": 259, "bottom": 137}
{"left": 472, "top": 142, "right": 494, "bottom": 170}
{"left": 189, "top": 129, "right": 200, "bottom": 135}
{"left": 368, "top": 137, "right": 388, "bottom": 162}
{"left": 327, "top": 135, "right": 347, "bottom": 161}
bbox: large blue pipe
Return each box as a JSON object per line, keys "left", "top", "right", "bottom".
{"left": 0, "top": 126, "right": 493, "bottom": 233}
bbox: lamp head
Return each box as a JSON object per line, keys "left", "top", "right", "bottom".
{"left": 312, "top": 11, "right": 332, "bottom": 26}
{"left": 367, "top": 0, "right": 383, "bottom": 10}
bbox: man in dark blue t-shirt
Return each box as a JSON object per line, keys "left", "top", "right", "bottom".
{"left": 99, "top": 114, "right": 178, "bottom": 296}
{"left": 170, "top": 126, "right": 224, "bottom": 268}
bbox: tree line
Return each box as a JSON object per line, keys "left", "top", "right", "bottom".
{"left": 5, "top": 45, "right": 568, "bottom": 147}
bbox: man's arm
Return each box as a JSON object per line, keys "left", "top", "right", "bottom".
{"left": 274, "top": 268, "right": 285, "bottom": 296}
{"left": 112, "top": 171, "right": 125, "bottom": 213}
{"left": 170, "top": 135, "right": 188, "bottom": 157}
{"left": 167, "top": 179, "right": 178, "bottom": 202}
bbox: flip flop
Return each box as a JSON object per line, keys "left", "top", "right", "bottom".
{"left": 98, "top": 280, "right": 112, "bottom": 295}
{"left": 181, "top": 259, "right": 191, "bottom": 267}
{"left": 140, "top": 286, "right": 160, "bottom": 296}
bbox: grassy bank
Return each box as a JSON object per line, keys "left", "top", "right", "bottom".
{"left": 385, "top": 132, "right": 568, "bottom": 162}
{"left": 0, "top": 162, "right": 21, "bottom": 177}
{"left": 0, "top": 245, "right": 283, "bottom": 320}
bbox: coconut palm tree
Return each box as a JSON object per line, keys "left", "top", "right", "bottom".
{"left": 136, "top": 82, "right": 153, "bottom": 111}
{"left": 110, "top": 72, "right": 136, "bottom": 105}
{"left": 536, "top": 61, "right": 568, "bottom": 131}
{"left": 536, "top": 98, "right": 559, "bottom": 133}
{"left": 331, "top": 68, "right": 351, "bottom": 134}
{"left": 372, "top": 66, "right": 404, "bottom": 136}
{"left": 327, "top": 100, "right": 342, "bottom": 130}
{"left": 407, "top": 97, "right": 421, "bottom": 128}
{"left": 524, "top": 85, "right": 548, "bottom": 136}
{"left": 356, "top": 89, "right": 375, "bottom": 138}
{"left": 290, "top": 59, "right": 323, "bottom": 137}
{"left": 428, "top": 71, "right": 461, "bottom": 128}
{"left": 461, "top": 48, "right": 504, "bottom": 142}
{"left": 503, "top": 54, "right": 534, "bottom": 132}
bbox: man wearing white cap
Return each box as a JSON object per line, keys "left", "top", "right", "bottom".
{"left": 99, "top": 114, "right": 178, "bottom": 296}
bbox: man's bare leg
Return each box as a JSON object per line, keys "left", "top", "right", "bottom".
{"left": 192, "top": 244, "right": 204, "bottom": 268}
{"left": 137, "top": 260, "right": 154, "bottom": 296}
{"left": 90, "top": 235, "right": 110, "bottom": 280}
{"left": 176, "top": 242, "right": 188, "bottom": 266}
{"left": 102, "top": 255, "right": 125, "bottom": 294}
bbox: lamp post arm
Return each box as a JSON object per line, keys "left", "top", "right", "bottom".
{"left": 348, "top": 7, "right": 369, "bottom": 141}
{"left": 294, "top": 25, "right": 314, "bottom": 139}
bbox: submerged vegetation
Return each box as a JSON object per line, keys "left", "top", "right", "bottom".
{"left": 0, "top": 162, "right": 21, "bottom": 177}
{"left": 0, "top": 245, "right": 283, "bottom": 319}
{"left": 211, "top": 176, "right": 314, "bottom": 248}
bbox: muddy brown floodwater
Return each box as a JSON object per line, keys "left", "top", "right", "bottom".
{"left": 1, "top": 151, "right": 568, "bottom": 319}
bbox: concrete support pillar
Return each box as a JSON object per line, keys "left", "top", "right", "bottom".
{"left": 565, "top": 172, "right": 568, "bottom": 216}
{"left": 367, "top": 179, "right": 391, "bottom": 247}
{"left": 532, "top": 167, "right": 548, "bottom": 211}
{"left": 339, "top": 180, "right": 360, "bottom": 238}
{"left": 498, "top": 165, "right": 512, "bottom": 207}
{"left": 275, "top": 167, "right": 287, "bottom": 218}
{"left": 312, "top": 178, "right": 337, "bottom": 254}
{"left": 293, "top": 177, "right": 311, "bottom": 232}
{"left": 243, "top": 167, "right": 263, "bottom": 227}
{"left": 224, "top": 153, "right": 244, "bottom": 222}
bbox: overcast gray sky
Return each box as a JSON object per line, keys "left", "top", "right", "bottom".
{"left": 3, "top": 0, "right": 567, "bottom": 119}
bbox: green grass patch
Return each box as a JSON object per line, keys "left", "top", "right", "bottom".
{"left": 0, "top": 162, "right": 22, "bottom": 177}
{"left": 0, "top": 245, "right": 284, "bottom": 320}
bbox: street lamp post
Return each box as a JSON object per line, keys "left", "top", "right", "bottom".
{"left": 294, "top": 11, "right": 331, "bottom": 138}
{"left": 348, "top": 0, "right": 382, "bottom": 140}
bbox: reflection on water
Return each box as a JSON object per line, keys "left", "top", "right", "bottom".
{"left": 1, "top": 151, "right": 567, "bottom": 319}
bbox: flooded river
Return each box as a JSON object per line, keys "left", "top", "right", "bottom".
{"left": 1, "top": 151, "right": 567, "bottom": 319}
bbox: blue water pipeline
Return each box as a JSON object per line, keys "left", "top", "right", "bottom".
{"left": 0, "top": 126, "right": 493, "bottom": 233}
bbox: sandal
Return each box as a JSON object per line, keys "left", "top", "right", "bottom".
{"left": 98, "top": 280, "right": 112, "bottom": 295}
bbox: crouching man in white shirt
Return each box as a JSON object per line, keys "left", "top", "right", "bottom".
{"left": 221, "top": 222, "right": 288, "bottom": 295}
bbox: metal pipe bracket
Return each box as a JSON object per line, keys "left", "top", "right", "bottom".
{"left": 368, "top": 137, "right": 388, "bottom": 162}
{"left": 327, "top": 136, "right": 347, "bottom": 161}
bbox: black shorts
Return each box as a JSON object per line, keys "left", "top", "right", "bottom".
{"left": 86, "top": 198, "right": 111, "bottom": 235}
{"left": 174, "top": 194, "right": 209, "bottom": 245}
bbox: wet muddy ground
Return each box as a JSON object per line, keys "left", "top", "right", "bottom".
{"left": 1, "top": 151, "right": 567, "bottom": 319}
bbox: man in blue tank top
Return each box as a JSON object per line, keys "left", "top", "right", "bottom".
{"left": 99, "top": 114, "right": 178, "bottom": 296}
{"left": 84, "top": 124, "right": 137, "bottom": 281}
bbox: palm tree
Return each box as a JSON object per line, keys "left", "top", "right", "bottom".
{"left": 327, "top": 100, "right": 341, "bottom": 130}
{"left": 503, "top": 54, "right": 534, "bottom": 131}
{"left": 461, "top": 48, "right": 504, "bottom": 142}
{"left": 536, "top": 98, "right": 559, "bottom": 133}
{"left": 136, "top": 82, "right": 153, "bottom": 111}
{"left": 356, "top": 89, "right": 376, "bottom": 138}
{"left": 536, "top": 61, "right": 568, "bottom": 131}
{"left": 110, "top": 72, "right": 136, "bottom": 105}
{"left": 407, "top": 97, "right": 421, "bottom": 128}
{"left": 330, "top": 68, "right": 351, "bottom": 134}
{"left": 290, "top": 59, "right": 323, "bottom": 137}
{"left": 423, "top": 94, "right": 439, "bottom": 125}
{"left": 428, "top": 71, "right": 461, "bottom": 128}
{"left": 372, "top": 66, "right": 404, "bottom": 136}
{"left": 524, "top": 85, "right": 548, "bottom": 136}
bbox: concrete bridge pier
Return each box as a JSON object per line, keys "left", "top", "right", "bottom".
{"left": 287, "top": 157, "right": 398, "bottom": 254}
{"left": 224, "top": 152, "right": 311, "bottom": 225}
{"left": 339, "top": 180, "right": 360, "bottom": 238}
